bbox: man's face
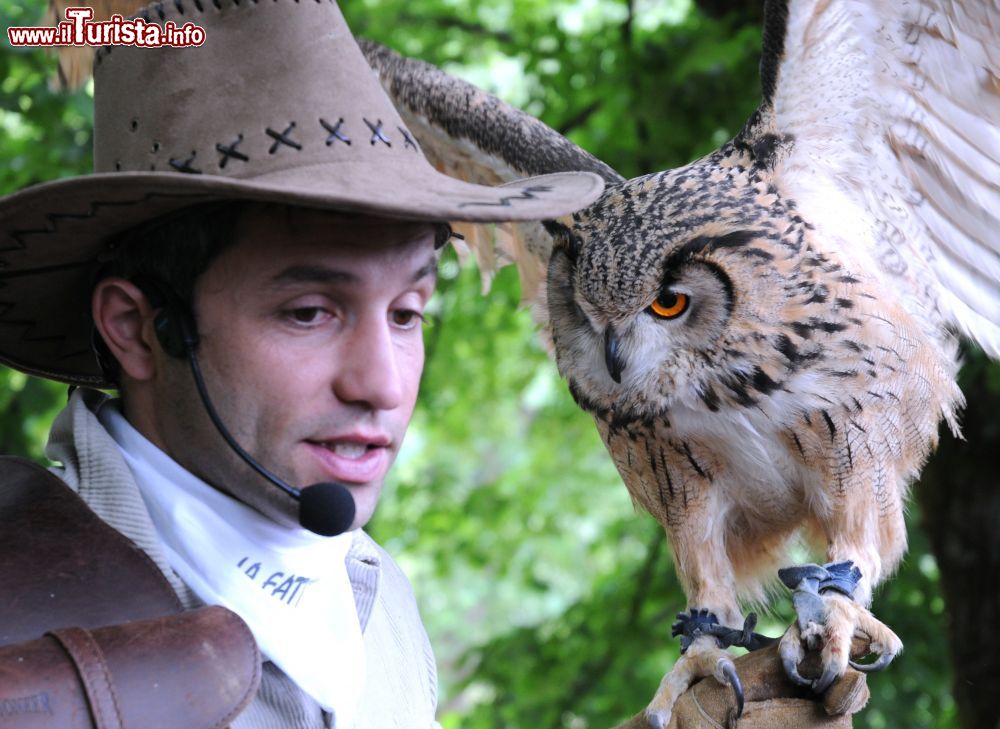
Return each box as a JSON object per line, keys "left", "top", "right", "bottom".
{"left": 140, "top": 206, "right": 437, "bottom": 531}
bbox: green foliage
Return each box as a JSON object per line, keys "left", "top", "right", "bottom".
{"left": 0, "top": 0, "right": 92, "bottom": 459}
{"left": 0, "top": 367, "right": 66, "bottom": 459}
{"left": 0, "top": 1, "right": 986, "bottom": 727}
{"left": 1, "top": 0, "right": 94, "bottom": 188}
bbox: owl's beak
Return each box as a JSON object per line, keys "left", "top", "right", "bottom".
{"left": 604, "top": 325, "right": 625, "bottom": 383}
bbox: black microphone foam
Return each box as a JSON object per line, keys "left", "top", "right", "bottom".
{"left": 299, "top": 482, "right": 357, "bottom": 537}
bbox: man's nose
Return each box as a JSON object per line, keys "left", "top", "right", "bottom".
{"left": 333, "top": 317, "right": 405, "bottom": 410}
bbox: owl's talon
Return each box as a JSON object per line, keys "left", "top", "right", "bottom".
{"left": 719, "top": 660, "right": 744, "bottom": 718}
{"left": 779, "top": 627, "right": 811, "bottom": 688}
{"left": 783, "top": 658, "right": 811, "bottom": 687}
{"left": 849, "top": 648, "right": 896, "bottom": 673}
{"left": 812, "top": 661, "right": 840, "bottom": 694}
{"left": 779, "top": 561, "right": 902, "bottom": 693}
{"left": 644, "top": 633, "right": 739, "bottom": 728}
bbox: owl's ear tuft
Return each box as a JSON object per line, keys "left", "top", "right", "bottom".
{"left": 542, "top": 220, "right": 569, "bottom": 238}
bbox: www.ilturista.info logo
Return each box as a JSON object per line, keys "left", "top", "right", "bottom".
{"left": 7, "top": 7, "right": 206, "bottom": 48}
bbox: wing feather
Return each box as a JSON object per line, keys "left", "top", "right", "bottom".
{"left": 359, "top": 40, "right": 622, "bottom": 320}
{"left": 770, "top": 0, "right": 1000, "bottom": 355}
{"left": 50, "top": 1, "right": 149, "bottom": 88}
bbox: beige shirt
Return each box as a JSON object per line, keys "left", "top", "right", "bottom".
{"left": 46, "top": 389, "right": 440, "bottom": 729}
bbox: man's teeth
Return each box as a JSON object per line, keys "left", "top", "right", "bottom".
{"left": 323, "top": 442, "right": 369, "bottom": 458}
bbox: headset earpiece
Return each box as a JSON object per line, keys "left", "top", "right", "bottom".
{"left": 132, "top": 276, "right": 199, "bottom": 358}
{"left": 153, "top": 306, "right": 194, "bottom": 358}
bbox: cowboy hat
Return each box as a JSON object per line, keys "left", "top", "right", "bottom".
{"left": 0, "top": 0, "right": 604, "bottom": 386}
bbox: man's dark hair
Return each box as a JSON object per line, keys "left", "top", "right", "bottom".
{"left": 91, "top": 201, "right": 248, "bottom": 384}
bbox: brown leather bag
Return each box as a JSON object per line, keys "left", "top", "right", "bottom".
{"left": 0, "top": 457, "right": 261, "bottom": 728}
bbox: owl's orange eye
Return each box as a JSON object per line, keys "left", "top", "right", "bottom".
{"left": 649, "top": 291, "right": 689, "bottom": 319}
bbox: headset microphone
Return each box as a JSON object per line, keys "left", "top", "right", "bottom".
{"left": 141, "top": 277, "right": 356, "bottom": 537}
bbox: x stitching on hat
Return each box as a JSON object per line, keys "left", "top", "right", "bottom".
{"left": 215, "top": 134, "right": 249, "bottom": 168}
{"left": 169, "top": 151, "right": 202, "bottom": 174}
{"left": 320, "top": 118, "right": 351, "bottom": 146}
{"left": 363, "top": 118, "right": 391, "bottom": 147}
{"left": 266, "top": 122, "right": 302, "bottom": 154}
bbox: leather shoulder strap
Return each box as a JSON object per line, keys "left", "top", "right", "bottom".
{"left": 48, "top": 627, "right": 126, "bottom": 729}
{"left": 0, "top": 456, "right": 183, "bottom": 647}
{"left": 0, "top": 606, "right": 261, "bottom": 729}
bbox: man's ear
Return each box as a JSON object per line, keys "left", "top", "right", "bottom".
{"left": 92, "top": 277, "right": 160, "bottom": 382}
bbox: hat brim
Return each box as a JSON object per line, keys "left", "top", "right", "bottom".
{"left": 0, "top": 165, "right": 603, "bottom": 386}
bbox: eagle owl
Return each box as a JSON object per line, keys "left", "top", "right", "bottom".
{"left": 365, "top": 0, "right": 998, "bottom": 722}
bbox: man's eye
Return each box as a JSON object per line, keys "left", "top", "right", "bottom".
{"left": 289, "top": 307, "right": 326, "bottom": 325}
{"left": 392, "top": 310, "right": 425, "bottom": 328}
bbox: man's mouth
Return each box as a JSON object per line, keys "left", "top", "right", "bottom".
{"left": 303, "top": 436, "right": 391, "bottom": 484}
{"left": 315, "top": 442, "right": 372, "bottom": 459}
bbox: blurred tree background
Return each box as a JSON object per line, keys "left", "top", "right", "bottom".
{"left": 2, "top": 0, "right": 996, "bottom": 727}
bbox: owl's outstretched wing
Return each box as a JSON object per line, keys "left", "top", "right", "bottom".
{"left": 766, "top": 0, "right": 999, "bottom": 355}
{"left": 359, "top": 40, "right": 622, "bottom": 315}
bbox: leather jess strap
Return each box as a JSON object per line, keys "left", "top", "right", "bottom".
{"left": 0, "top": 457, "right": 262, "bottom": 728}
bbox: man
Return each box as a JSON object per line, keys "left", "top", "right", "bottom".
{"left": 0, "top": 1, "right": 604, "bottom": 727}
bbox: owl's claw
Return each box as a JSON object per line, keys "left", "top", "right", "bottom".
{"left": 644, "top": 640, "right": 744, "bottom": 726}
{"left": 720, "top": 660, "right": 744, "bottom": 718}
{"left": 778, "top": 561, "right": 902, "bottom": 694}
{"left": 779, "top": 627, "right": 810, "bottom": 687}
{"left": 812, "top": 660, "right": 841, "bottom": 694}
{"left": 645, "top": 611, "right": 753, "bottom": 725}
{"left": 849, "top": 647, "right": 895, "bottom": 673}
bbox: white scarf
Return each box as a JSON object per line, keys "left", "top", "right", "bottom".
{"left": 99, "top": 402, "right": 365, "bottom": 728}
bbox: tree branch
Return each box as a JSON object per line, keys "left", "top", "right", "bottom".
{"left": 557, "top": 100, "right": 603, "bottom": 137}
